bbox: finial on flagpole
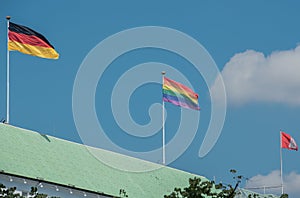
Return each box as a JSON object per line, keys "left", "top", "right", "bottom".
{"left": 162, "top": 71, "right": 166, "bottom": 75}
{"left": 6, "top": 16, "right": 11, "bottom": 20}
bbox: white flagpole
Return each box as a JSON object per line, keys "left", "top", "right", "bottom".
{"left": 6, "top": 16, "right": 11, "bottom": 124}
{"left": 162, "top": 71, "right": 166, "bottom": 165}
{"left": 280, "top": 131, "right": 284, "bottom": 195}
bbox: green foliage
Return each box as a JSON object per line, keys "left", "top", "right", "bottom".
{"left": 0, "top": 183, "right": 60, "bottom": 198}
{"left": 164, "top": 169, "right": 243, "bottom": 198}
{"left": 0, "top": 183, "right": 22, "bottom": 198}
{"left": 119, "top": 189, "right": 128, "bottom": 197}
{"left": 279, "top": 194, "right": 288, "bottom": 198}
{"left": 29, "top": 186, "right": 60, "bottom": 198}
{"left": 164, "top": 177, "right": 237, "bottom": 198}
{"left": 164, "top": 170, "right": 288, "bottom": 198}
{"left": 246, "top": 193, "right": 288, "bottom": 198}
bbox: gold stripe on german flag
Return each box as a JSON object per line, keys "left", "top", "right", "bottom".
{"left": 8, "top": 22, "right": 59, "bottom": 59}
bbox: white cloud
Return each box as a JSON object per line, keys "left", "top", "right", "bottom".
{"left": 245, "top": 170, "right": 300, "bottom": 197}
{"left": 211, "top": 46, "right": 300, "bottom": 106}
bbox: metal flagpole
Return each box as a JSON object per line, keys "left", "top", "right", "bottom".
{"left": 162, "top": 71, "right": 166, "bottom": 165}
{"left": 6, "top": 16, "right": 11, "bottom": 124}
{"left": 280, "top": 131, "right": 284, "bottom": 194}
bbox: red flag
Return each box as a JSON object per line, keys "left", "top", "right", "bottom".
{"left": 281, "top": 131, "right": 298, "bottom": 151}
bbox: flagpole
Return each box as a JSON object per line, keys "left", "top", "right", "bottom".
{"left": 162, "top": 71, "right": 166, "bottom": 165}
{"left": 280, "top": 131, "right": 284, "bottom": 195}
{"left": 6, "top": 16, "right": 10, "bottom": 124}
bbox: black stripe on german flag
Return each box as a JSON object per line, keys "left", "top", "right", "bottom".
{"left": 9, "top": 22, "right": 54, "bottom": 48}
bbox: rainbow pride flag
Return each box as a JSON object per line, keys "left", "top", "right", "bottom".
{"left": 163, "top": 77, "right": 200, "bottom": 110}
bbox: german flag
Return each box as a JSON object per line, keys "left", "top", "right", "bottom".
{"left": 8, "top": 22, "right": 59, "bottom": 59}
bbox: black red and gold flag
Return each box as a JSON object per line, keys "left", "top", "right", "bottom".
{"left": 8, "top": 22, "right": 59, "bottom": 59}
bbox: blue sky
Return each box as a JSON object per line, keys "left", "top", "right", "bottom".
{"left": 1, "top": 1, "right": 300, "bottom": 196}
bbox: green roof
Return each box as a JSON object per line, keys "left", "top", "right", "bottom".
{"left": 0, "top": 123, "right": 205, "bottom": 197}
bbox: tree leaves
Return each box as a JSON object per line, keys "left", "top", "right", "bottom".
{"left": 0, "top": 183, "right": 59, "bottom": 198}
{"left": 164, "top": 170, "right": 288, "bottom": 198}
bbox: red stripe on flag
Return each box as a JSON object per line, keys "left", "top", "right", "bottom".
{"left": 164, "top": 77, "right": 198, "bottom": 100}
{"left": 9, "top": 31, "right": 53, "bottom": 48}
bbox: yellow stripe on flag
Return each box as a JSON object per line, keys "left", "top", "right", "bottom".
{"left": 8, "top": 40, "right": 59, "bottom": 59}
